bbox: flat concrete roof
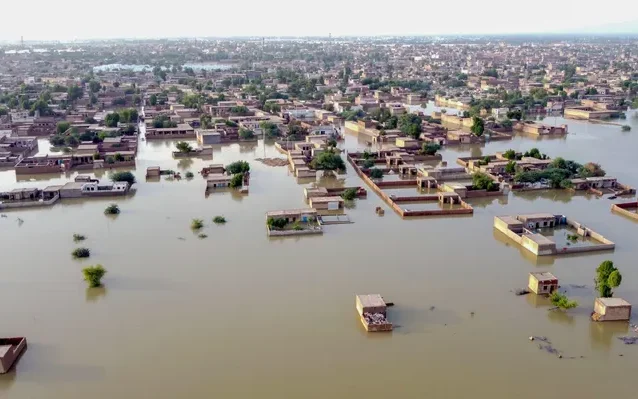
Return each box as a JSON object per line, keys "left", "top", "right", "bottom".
{"left": 266, "top": 208, "right": 317, "bottom": 217}
{"left": 529, "top": 272, "right": 557, "bottom": 282}
{"left": 310, "top": 196, "right": 343, "bottom": 203}
{"left": 356, "top": 294, "right": 386, "bottom": 309}
{"left": 0, "top": 345, "right": 12, "bottom": 358}
{"left": 497, "top": 216, "right": 523, "bottom": 226}
{"left": 525, "top": 233, "right": 555, "bottom": 246}
{"left": 518, "top": 213, "right": 555, "bottom": 221}
{"left": 597, "top": 298, "right": 631, "bottom": 307}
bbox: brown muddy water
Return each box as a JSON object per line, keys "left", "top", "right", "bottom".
{"left": 1, "top": 110, "right": 638, "bottom": 398}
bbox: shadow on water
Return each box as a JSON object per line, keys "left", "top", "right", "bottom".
{"left": 547, "top": 309, "right": 576, "bottom": 326}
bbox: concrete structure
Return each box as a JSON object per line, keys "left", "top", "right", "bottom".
{"left": 196, "top": 129, "right": 222, "bottom": 145}
{"left": 611, "top": 201, "right": 638, "bottom": 221}
{"left": 206, "top": 174, "right": 232, "bottom": 188}
{"left": 514, "top": 121, "right": 568, "bottom": 135}
{"left": 308, "top": 196, "right": 344, "bottom": 210}
{"left": 564, "top": 107, "right": 619, "bottom": 120}
{"left": 592, "top": 298, "right": 631, "bottom": 322}
{"left": 528, "top": 272, "right": 558, "bottom": 295}
{"left": 0, "top": 337, "right": 27, "bottom": 374}
{"left": 145, "top": 123, "right": 195, "bottom": 139}
{"left": 265, "top": 208, "right": 323, "bottom": 237}
{"left": 494, "top": 214, "right": 615, "bottom": 256}
{"left": 355, "top": 294, "right": 392, "bottom": 332}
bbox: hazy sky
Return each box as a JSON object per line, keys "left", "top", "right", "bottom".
{"left": 3, "top": 1, "right": 638, "bottom": 41}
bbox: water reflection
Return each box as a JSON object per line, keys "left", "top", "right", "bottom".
{"left": 177, "top": 158, "right": 194, "bottom": 170}
{"left": 525, "top": 292, "right": 551, "bottom": 308}
{"left": 512, "top": 189, "right": 576, "bottom": 204}
{"left": 85, "top": 286, "right": 107, "bottom": 302}
{"left": 590, "top": 321, "right": 630, "bottom": 351}
{"left": 491, "top": 229, "right": 556, "bottom": 266}
{"left": 547, "top": 309, "right": 576, "bottom": 326}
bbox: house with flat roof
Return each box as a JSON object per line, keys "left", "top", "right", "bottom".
{"left": 528, "top": 272, "right": 558, "bottom": 295}
{"left": 592, "top": 298, "right": 631, "bottom": 322}
{"left": 206, "top": 174, "right": 232, "bottom": 188}
{"left": 0, "top": 337, "right": 27, "bottom": 374}
{"left": 355, "top": 294, "right": 392, "bottom": 332}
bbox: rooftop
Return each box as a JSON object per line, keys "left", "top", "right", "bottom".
{"left": 356, "top": 294, "right": 386, "bottom": 309}
{"left": 530, "top": 272, "right": 557, "bottom": 282}
{"left": 597, "top": 298, "right": 631, "bottom": 307}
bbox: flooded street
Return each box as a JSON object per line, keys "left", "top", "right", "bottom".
{"left": 1, "top": 110, "right": 638, "bottom": 398}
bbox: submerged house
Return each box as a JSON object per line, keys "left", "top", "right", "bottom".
{"left": 355, "top": 294, "right": 393, "bottom": 332}
{"left": 592, "top": 298, "right": 631, "bottom": 322}
{"left": 0, "top": 337, "right": 27, "bottom": 374}
{"left": 528, "top": 272, "right": 558, "bottom": 295}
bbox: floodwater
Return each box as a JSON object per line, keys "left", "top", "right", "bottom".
{"left": 1, "top": 111, "right": 638, "bottom": 398}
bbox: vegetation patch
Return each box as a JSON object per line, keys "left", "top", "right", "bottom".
{"left": 104, "top": 204, "right": 120, "bottom": 215}
{"left": 83, "top": 264, "right": 106, "bottom": 288}
{"left": 213, "top": 216, "right": 227, "bottom": 224}
{"left": 72, "top": 247, "right": 91, "bottom": 259}
{"left": 73, "top": 233, "right": 86, "bottom": 242}
{"left": 191, "top": 218, "right": 204, "bottom": 230}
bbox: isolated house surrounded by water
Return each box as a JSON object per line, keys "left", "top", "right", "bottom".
{"left": 528, "top": 272, "right": 558, "bottom": 295}
{"left": 0, "top": 337, "right": 26, "bottom": 374}
{"left": 592, "top": 298, "right": 631, "bottom": 322}
{"left": 355, "top": 294, "right": 392, "bottom": 332}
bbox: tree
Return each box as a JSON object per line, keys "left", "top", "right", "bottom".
{"left": 363, "top": 159, "right": 375, "bottom": 169}
{"left": 505, "top": 161, "right": 517, "bottom": 174}
{"left": 105, "top": 113, "right": 120, "bottom": 127}
{"left": 369, "top": 168, "right": 384, "bottom": 179}
{"left": 239, "top": 128, "right": 255, "bottom": 140}
{"left": 471, "top": 116, "right": 485, "bottom": 136}
{"left": 579, "top": 162, "right": 605, "bottom": 178}
{"left": 622, "top": 125, "right": 631, "bottom": 132}
{"left": 267, "top": 217, "right": 288, "bottom": 229}
{"left": 110, "top": 171, "right": 136, "bottom": 186}
{"left": 483, "top": 68, "right": 498, "bottom": 78}
{"left": 67, "top": 85, "right": 83, "bottom": 102}
{"left": 229, "top": 173, "right": 244, "bottom": 188}
{"left": 118, "top": 108, "right": 138, "bottom": 123}
{"left": 83, "top": 265, "right": 106, "bottom": 288}
{"left": 503, "top": 149, "right": 517, "bottom": 160}
{"left": 259, "top": 121, "right": 280, "bottom": 138}
{"left": 550, "top": 291, "right": 578, "bottom": 310}
{"left": 113, "top": 153, "right": 124, "bottom": 162}
{"left": 398, "top": 113, "right": 423, "bottom": 139}
{"left": 56, "top": 121, "right": 71, "bottom": 134}
{"left": 226, "top": 161, "right": 250, "bottom": 175}
{"left": 213, "top": 216, "right": 227, "bottom": 224}
{"left": 150, "top": 94, "right": 158, "bottom": 106}
{"left": 88, "top": 80, "right": 101, "bottom": 93}
{"left": 595, "top": 260, "right": 622, "bottom": 298}
{"left": 506, "top": 109, "right": 522, "bottom": 120}
{"left": 310, "top": 150, "right": 345, "bottom": 171}
{"left": 342, "top": 188, "right": 357, "bottom": 201}
{"left": 421, "top": 142, "right": 441, "bottom": 155}
{"left": 175, "top": 141, "right": 193, "bottom": 153}
{"left": 472, "top": 172, "right": 497, "bottom": 191}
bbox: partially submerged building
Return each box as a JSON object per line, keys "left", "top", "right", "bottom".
{"left": 494, "top": 214, "right": 615, "bottom": 256}
{"left": 592, "top": 298, "right": 631, "bottom": 322}
{"left": 355, "top": 294, "right": 393, "bottom": 332}
{"left": 0, "top": 337, "right": 27, "bottom": 374}
{"left": 528, "top": 272, "right": 558, "bottom": 295}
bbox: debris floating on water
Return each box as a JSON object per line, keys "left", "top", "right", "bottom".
{"left": 429, "top": 306, "right": 436, "bottom": 311}
{"left": 618, "top": 336, "right": 638, "bottom": 345}
{"left": 514, "top": 288, "right": 530, "bottom": 296}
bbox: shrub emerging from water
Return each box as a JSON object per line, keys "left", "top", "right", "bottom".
{"left": 362, "top": 159, "right": 375, "bottom": 169}
{"left": 197, "top": 233, "right": 208, "bottom": 239}
{"left": 73, "top": 233, "right": 86, "bottom": 242}
{"left": 622, "top": 125, "right": 631, "bottom": 132}
{"left": 72, "top": 247, "right": 91, "bottom": 258}
{"left": 191, "top": 218, "right": 204, "bottom": 230}
{"left": 342, "top": 188, "right": 357, "bottom": 201}
{"left": 82, "top": 264, "right": 106, "bottom": 288}
{"left": 229, "top": 173, "right": 244, "bottom": 188}
{"left": 369, "top": 168, "right": 383, "bottom": 179}
{"left": 213, "top": 216, "right": 227, "bottom": 224}
{"left": 550, "top": 291, "right": 578, "bottom": 310}
{"left": 104, "top": 204, "right": 120, "bottom": 215}
{"left": 185, "top": 171, "right": 194, "bottom": 179}
{"left": 267, "top": 217, "right": 288, "bottom": 230}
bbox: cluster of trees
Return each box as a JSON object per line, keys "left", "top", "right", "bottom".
{"left": 230, "top": 105, "right": 250, "bottom": 115}
{"left": 514, "top": 156, "right": 605, "bottom": 188}
{"left": 226, "top": 161, "right": 250, "bottom": 175}
{"left": 152, "top": 115, "right": 178, "bottom": 129}
{"left": 239, "top": 128, "right": 255, "bottom": 140}
{"left": 263, "top": 102, "right": 282, "bottom": 113}
{"left": 105, "top": 108, "right": 138, "bottom": 127}
{"left": 398, "top": 113, "right": 422, "bottom": 139}
{"left": 260, "top": 121, "right": 280, "bottom": 138}
{"left": 340, "top": 109, "right": 365, "bottom": 121}
{"left": 310, "top": 149, "right": 345, "bottom": 171}
{"left": 370, "top": 108, "right": 398, "bottom": 129}
{"left": 369, "top": 168, "right": 384, "bottom": 179}
{"left": 472, "top": 172, "right": 498, "bottom": 191}
{"left": 175, "top": 141, "right": 193, "bottom": 153}
{"left": 110, "top": 171, "right": 136, "bottom": 186}
{"left": 267, "top": 217, "right": 289, "bottom": 230}
{"left": 421, "top": 142, "right": 441, "bottom": 156}
{"left": 50, "top": 127, "right": 129, "bottom": 148}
